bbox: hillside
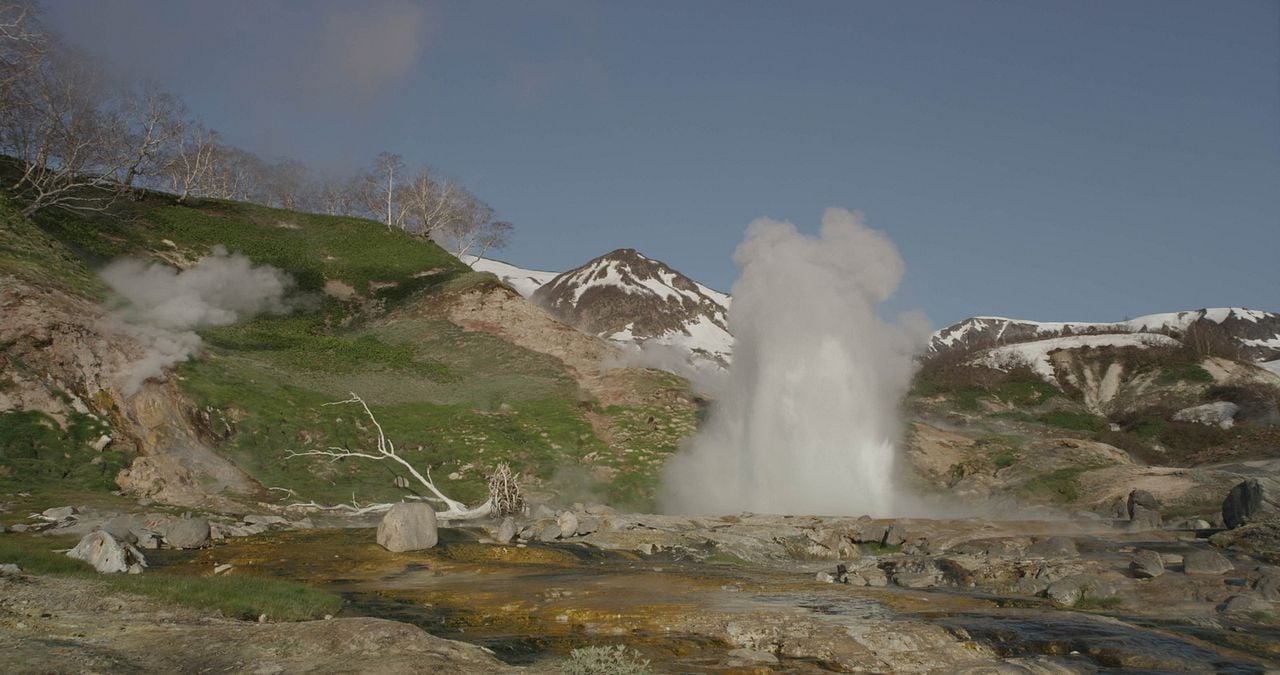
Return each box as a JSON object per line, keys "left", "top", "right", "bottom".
{"left": 0, "top": 192, "right": 697, "bottom": 512}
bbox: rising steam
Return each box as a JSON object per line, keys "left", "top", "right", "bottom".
{"left": 660, "top": 208, "right": 928, "bottom": 517}
{"left": 100, "top": 246, "right": 302, "bottom": 395}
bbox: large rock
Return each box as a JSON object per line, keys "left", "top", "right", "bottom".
{"left": 1127, "top": 489, "right": 1162, "bottom": 530}
{"left": 376, "top": 503, "right": 439, "bottom": 552}
{"left": 494, "top": 517, "right": 516, "bottom": 544}
{"left": 1129, "top": 550, "right": 1165, "bottom": 579}
{"left": 557, "top": 511, "right": 579, "bottom": 539}
{"left": 1173, "top": 401, "right": 1240, "bottom": 429}
{"left": 1183, "top": 549, "right": 1233, "bottom": 575}
{"left": 1045, "top": 574, "right": 1115, "bottom": 606}
{"left": 1222, "top": 478, "right": 1280, "bottom": 529}
{"left": 162, "top": 517, "right": 212, "bottom": 549}
{"left": 66, "top": 531, "right": 147, "bottom": 574}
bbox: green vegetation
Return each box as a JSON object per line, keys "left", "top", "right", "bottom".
{"left": 1075, "top": 596, "right": 1123, "bottom": 610}
{"left": 562, "top": 645, "right": 653, "bottom": 675}
{"left": 0, "top": 534, "right": 340, "bottom": 621}
{"left": 1037, "top": 410, "right": 1106, "bottom": 433}
{"left": 1157, "top": 363, "right": 1214, "bottom": 385}
{"left": 0, "top": 199, "right": 102, "bottom": 297}
{"left": 1021, "top": 466, "right": 1097, "bottom": 503}
{"left": 911, "top": 364, "right": 1061, "bottom": 413}
{"left": 0, "top": 410, "right": 129, "bottom": 493}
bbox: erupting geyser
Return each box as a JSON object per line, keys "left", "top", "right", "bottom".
{"left": 660, "top": 208, "right": 926, "bottom": 516}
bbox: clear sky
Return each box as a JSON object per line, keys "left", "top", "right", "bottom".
{"left": 46, "top": 0, "right": 1279, "bottom": 327}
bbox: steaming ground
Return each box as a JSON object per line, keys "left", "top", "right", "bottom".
{"left": 100, "top": 246, "right": 302, "bottom": 395}
{"left": 660, "top": 208, "right": 927, "bottom": 517}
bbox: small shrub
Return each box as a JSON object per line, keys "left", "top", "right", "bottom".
{"left": 1157, "top": 363, "right": 1214, "bottom": 385}
{"left": 562, "top": 645, "right": 652, "bottom": 675}
{"left": 1037, "top": 410, "right": 1105, "bottom": 433}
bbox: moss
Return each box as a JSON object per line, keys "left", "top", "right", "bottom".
{"left": 0, "top": 410, "right": 128, "bottom": 493}
{"left": 1157, "top": 363, "right": 1214, "bottom": 385}
{"left": 1037, "top": 410, "right": 1105, "bottom": 433}
{"left": 1021, "top": 466, "right": 1096, "bottom": 503}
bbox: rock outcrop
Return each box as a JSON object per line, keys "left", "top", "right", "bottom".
{"left": 67, "top": 531, "right": 147, "bottom": 574}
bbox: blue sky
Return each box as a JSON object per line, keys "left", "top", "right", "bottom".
{"left": 47, "top": 0, "right": 1279, "bottom": 327}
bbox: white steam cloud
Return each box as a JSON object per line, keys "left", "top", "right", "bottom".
{"left": 660, "top": 208, "right": 929, "bottom": 517}
{"left": 100, "top": 246, "right": 300, "bottom": 396}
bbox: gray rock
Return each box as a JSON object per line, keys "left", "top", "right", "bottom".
{"left": 584, "top": 503, "right": 616, "bottom": 516}
{"left": 1222, "top": 477, "right": 1280, "bottom": 529}
{"left": 41, "top": 506, "right": 75, "bottom": 522}
{"left": 726, "top": 648, "right": 778, "bottom": 664}
{"left": 101, "top": 515, "right": 141, "bottom": 544}
{"left": 1184, "top": 549, "right": 1233, "bottom": 575}
{"left": 1254, "top": 572, "right": 1280, "bottom": 601}
{"left": 893, "top": 570, "right": 940, "bottom": 589}
{"left": 9, "top": 524, "right": 28, "bottom": 533}
{"left": 66, "top": 531, "right": 147, "bottom": 574}
{"left": 1173, "top": 401, "right": 1240, "bottom": 429}
{"left": 575, "top": 516, "right": 600, "bottom": 536}
{"left": 163, "top": 517, "right": 212, "bottom": 549}
{"left": 815, "top": 571, "right": 835, "bottom": 583}
{"left": 1046, "top": 574, "right": 1115, "bottom": 606}
{"left": 537, "top": 520, "right": 560, "bottom": 542}
{"left": 531, "top": 504, "right": 555, "bottom": 520}
{"left": 1220, "top": 595, "right": 1268, "bottom": 615}
{"left": 861, "top": 567, "right": 889, "bottom": 587}
{"left": 376, "top": 503, "right": 438, "bottom": 552}
{"left": 557, "top": 511, "right": 579, "bottom": 539}
{"left": 494, "top": 517, "right": 516, "bottom": 544}
{"left": 0, "top": 524, "right": 7, "bottom": 534}
{"left": 854, "top": 522, "right": 888, "bottom": 544}
{"left": 1126, "top": 489, "right": 1162, "bottom": 530}
{"left": 1130, "top": 550, "right": 1165, "bottom": 579}
{"left": 883, "top": 523, "right": 907, "bottom": 547}
{"left": 0, "top": 563, "right": 20, "bottom": 575}
{"left": 1028, "top": 537, "right": 1078, "bottom": 558}
{"left": 1011, "top": 577, "right": 1049, "bottom": 596}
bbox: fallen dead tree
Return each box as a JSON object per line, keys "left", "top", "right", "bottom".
{"left": 284, "top": 393, "right": 522, "bottom": 520}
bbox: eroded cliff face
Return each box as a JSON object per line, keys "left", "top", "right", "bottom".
{"left": 0, "top": 275, "right": 259, "bottom": 508}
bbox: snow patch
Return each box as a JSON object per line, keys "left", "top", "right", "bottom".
{"left": 972, "top": 333, "right": 1181, "bottom": 384}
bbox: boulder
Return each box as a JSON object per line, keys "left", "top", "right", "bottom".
{"left": 1129, "top": 550, "right": 1165, "bottom": 579}
{"left": 1173, "top": 401, "right": 1240, "bottom": 429}
{"left": 883, "top": 523, "right": 908, "bottom": 547}
{"left": 162, "top": 517, "right": 212, "bottom": 549}
{"left": 243, "top": 514, "right": 290, "bottom": 527}
{"left": 861, "top": 566, "right": 889, "bottom": 587}
{"left": 557, "top": 511, "right": 579, "bottom": 539}
{"left": 1253, "top": 571, "right": 1280, "bottom": 601}
{"left": 1220, "top": 595, "right": 1268, "bottom": 616}
{"left": 1028, "top": 537, "right": 1078, "bottom": 558}
{"left": 1222, "top": 478, "right": 1280, "bottom": 529}
{"left": 575, "top": 516, "right": 600, "bottom": 536}
{"left": 854, "top": 522, "right": 888, "bottom": 544}
{"left": 1045, "top": 574, "right": 1115, "bottom": 606}
{"left": 1183, "top": 549, "right": 1233, "bottom": 575}
{"left": 1127, "top": 489, "right": 1162, "bottom": 530}
{"left": 0, "top": 563, "right": 20, "bottom": 575}
{"left": 376, "top": 503, "right": 438, "bottom": 552}
{"left": 66, "top": 531, "right": 147, "bottom": 574}
{"left": 494, "top": 517, "right": 516, "bottom": 545}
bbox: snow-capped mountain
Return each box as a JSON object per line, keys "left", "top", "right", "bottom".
{"left": 930, "top": 308, "right": 1280, "bottom": 363}
{"left": 468, "top": 250, "right": 733, "bottom": 367}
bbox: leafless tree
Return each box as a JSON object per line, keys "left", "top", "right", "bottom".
{"left": 286, "top": 393, "right": 506, "bottom": 520}
{"left": 164, "top": 122, "right": 217, "bottom": 202}
{"left": 397, "top": 167, "right": 463, "bottom": 237}
{"left": 315, "top": 173, "right": 359, "bottom": 216}
{"left": 0, "top": 46, "right": 125, "bottom": 215}
{"left": 106, "top": 82, "right": 185, "bottom": 190}
{"left": 359, "top": 151, "right": 404, "bottom": 229}
{"left": 263, "top": 157, "right": 310, "bottom": 211}
{"left": 433, "top": 188, "right": 512, "bottom": 260}
{"left": 0, "top": 0, "right": 45, "bottom": 96}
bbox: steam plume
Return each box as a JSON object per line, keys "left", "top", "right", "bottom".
{"left": 660, "top": 208, "right": 927, "bottom": 516}
{"left": 100, "top": 246, "right": 300, "bottom": 395}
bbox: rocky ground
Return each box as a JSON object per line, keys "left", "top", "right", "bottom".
{"left": 7, "top": 492, "right": 1277, "bottom": 673}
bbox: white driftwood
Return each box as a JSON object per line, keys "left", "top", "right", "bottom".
{"left": 286, "top": 393, "right": 493, "bottom": 520}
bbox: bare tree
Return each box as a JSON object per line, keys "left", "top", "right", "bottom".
{"left": 262, "top": 157, "right": 310, "bottom": 211}
{"left": 315, "top": 173, "right": 359, "bottom": 216}
{"left": 433, "top": 188, "right": 512, "bottom": 260}
{"left": 0, "top": 0, "right": 45, "bottom": 96}
{"left": 397, "top": 167, "right": 463, "bottom": 237}
{"left": 286, "top": 393, "right": 512, "bottom": 520}
{"left": 164, "top": 122, "right": 216, "bottom": 202}
{"left": 0, "top": 47, "right": 124, "bottom": 215}
{"left": 358, "top": 151, "right": 404, "bottom": 229}
{"left": 107, "top": 82, "right": 185, "bottom": 190}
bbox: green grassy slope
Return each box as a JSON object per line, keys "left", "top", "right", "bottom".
{"left": 1, "top": 190, "right": 693, "bottom": 511}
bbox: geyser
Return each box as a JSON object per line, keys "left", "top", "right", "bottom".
{"left": 660, "top": 208, "right": 925, "bottom": 516}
